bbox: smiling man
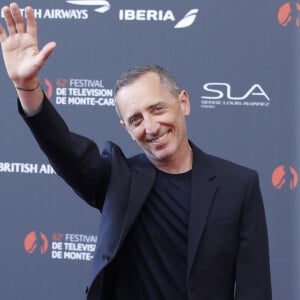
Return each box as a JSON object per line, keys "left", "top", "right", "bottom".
{"left": 0, "top": 3, "right": 272, "bottom": 300}
{"left": 115, "top": 69, "right": 192, "bottom": 173}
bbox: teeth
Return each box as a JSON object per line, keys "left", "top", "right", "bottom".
{"left": 152, "top": 133, "right": 168, "bottom": 143}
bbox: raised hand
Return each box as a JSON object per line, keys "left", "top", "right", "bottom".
{"left": 0, "top": 3, "right": 56, "bottom": 86}
{"left": 0, "top": 3, "right": 56, "bottom": 115}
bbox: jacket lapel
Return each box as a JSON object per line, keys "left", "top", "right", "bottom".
{"left": 187, "top": 144, "right": 218, "bottom": 278}
{"left": 117, "top": 155, "right": 156, "bottom": 249}
{"left": 89, "top": 153, "right": 155, "bottom": 290}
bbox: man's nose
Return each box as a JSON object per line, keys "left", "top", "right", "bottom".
{"left": 144, "top": 116, "right": 159, "bottom": 134}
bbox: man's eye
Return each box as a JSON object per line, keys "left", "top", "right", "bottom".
{"left": 130, "top": 116, "right": 142, "bottom": 126}
{"left": 154, "top": 105, "right": 164, "bottom": 112}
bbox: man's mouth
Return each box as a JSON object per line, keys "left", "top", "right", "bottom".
{"left": 150, "top": 131, "right": 170, "bottom": 144}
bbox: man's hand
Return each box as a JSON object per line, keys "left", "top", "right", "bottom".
{"left": 0, "top": 2, "right": 56, "bottom": 115}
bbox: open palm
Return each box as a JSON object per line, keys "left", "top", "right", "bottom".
{"left": 0, "top": 3, "right": 56, "bottom": 85}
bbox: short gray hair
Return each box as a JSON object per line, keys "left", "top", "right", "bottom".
{"left": 114, "top": 65, "right": 180, "bottom": 116}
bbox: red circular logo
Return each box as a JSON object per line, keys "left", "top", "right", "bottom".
{"left": 44, "top": 78, "right": 53, "bottom": 99}
{"left": 278, "top": 2, "right": 300, "bottom": 27}
{"left": 272, "top": 165, "right": 298, "bottom": 190}
{"left": 24, "top": 231, "right": 49, "bottom": 254}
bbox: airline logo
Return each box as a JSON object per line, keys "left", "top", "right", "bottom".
{"left": 119, "top": 9, "right": 199, "bottom": 29}
{"left": 66, "top": 0, "right": 110, "bottom": 13}
{"left": 0, "top": 1, "right": 111, "bottom": 20}
{"left": 175, "top": 9, "right": 198, "bottom": 28}
{"left": 1, "top": 1, "right": 199, "bottom": 27}
{"left": 0, "top": 162, "right": 55, "bottom": 174}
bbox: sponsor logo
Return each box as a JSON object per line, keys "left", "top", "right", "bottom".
{"left": 200, "top": 82, "right": 270, "bottom": 109}
{"left": 0, "top": 162, "right": 55, "bottom": 174}
{"left": 175, "top": 9, "right": 199, "bottom": 29}
{"left": 272, "top": 165, "right": 298, "bottom": 190}
{"left": 278, "top": 1, "right": 300, "bottom": 27}
{"left": 24, "top": 231, "right": 97, "bottom": 261}
{"left": 6, "top": 7, "right": 90, "bottom": 20}
{"left": 119, "top": 8, "right": 199, "bottom": 29}
{"left": 24, "top": 231, "right": 49, "bottom": 255}
{"left": 66, "top": 0, "right": 110, "bottom": 13}
{"left": 0, "top": 1, "right": 111, "bottom": 20}
{"left": 1, "top": 2, "right": 198, "bottom": 28}
{"left": 44, "top": 78, "right": 115, "bottom": 107}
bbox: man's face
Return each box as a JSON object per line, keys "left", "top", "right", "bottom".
{"left": 115, "top": 72, "right": 191, "bottom": 166}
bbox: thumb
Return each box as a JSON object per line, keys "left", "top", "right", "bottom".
{"left": 38, "top": 41, "right": 57, "bottom": 64}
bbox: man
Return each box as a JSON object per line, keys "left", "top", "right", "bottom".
{"left": 0, "top": 3, "right": 272, "bottom": 300}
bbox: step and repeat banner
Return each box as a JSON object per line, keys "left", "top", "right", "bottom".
{"left": 0, "top": 0, "right": 299, "bottom": 299}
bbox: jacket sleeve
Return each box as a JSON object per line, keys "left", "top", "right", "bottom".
{"left": 19, "top": 94, "right": 111, "bottom": 210}
{"left": 235, "top": 171, "right": 272, "bottom": 299}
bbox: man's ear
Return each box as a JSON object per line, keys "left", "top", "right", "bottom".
{"left": 120, "top": 119, "right": 126, "bottom": 129}
{"left": 178, "top": 90, "right": 191, "bottom": 116}
{"left": 120, "top": 120, "right": 136, "bottom": 140}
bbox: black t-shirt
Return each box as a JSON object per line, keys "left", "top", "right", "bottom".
{"left": 113, "top": 168, "right": 191, "bottom": 300}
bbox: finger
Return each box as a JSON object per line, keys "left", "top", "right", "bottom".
{"left": 10, "top": 3, "right": 25, "bottom": 33}
{"left": 0, "top": 23, "right": 8, "bottom": 43}
{"left": 2, "top": 5, "right": 17, "bottom": 35}
{"left": 37, "top": 41, "right": 57, "bottom": 66}
{"left": 25, "top": 6, "right": 37, "bottom": 38}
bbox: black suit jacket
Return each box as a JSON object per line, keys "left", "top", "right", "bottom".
{"left": 21, "top": 97, "right": 272, "bottom": 300}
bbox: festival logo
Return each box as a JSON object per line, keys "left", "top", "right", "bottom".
{"left": 44, "top": 78, "right": 53, "bottom": 99}
{"left": 23, "top": 231, "right": 97, "bottom": 261}
{"left": 272, "top": 165, "right": 298, "bottom": 190}
{"left": 35, "top": 77, "right": 114, "bottom": 107}
{"left": 278, "top": 1, "right": 300, "bottom": 27}
{"left": 24, "top": 231, "right": 49, "bottom": 255}
{"left": 54, "top": 77, "right": 114, "bottom": 107}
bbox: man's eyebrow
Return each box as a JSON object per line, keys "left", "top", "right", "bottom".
{"left": 149, "top": 101, "right": 167, "bottom": 109}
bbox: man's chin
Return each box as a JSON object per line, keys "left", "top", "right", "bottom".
{"left": 145, "top": 149, "right": 172, "bottom": 163}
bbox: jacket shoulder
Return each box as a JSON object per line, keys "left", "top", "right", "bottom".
{"left": 191, "top": 142, "right": 257, "bottom": 183}
{"left": 209, "top": 153, "right": 256, "bottom": 176}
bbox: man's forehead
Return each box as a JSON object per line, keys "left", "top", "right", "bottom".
{"left": 116, "top": 72, "right": 162, "bottom": 97}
